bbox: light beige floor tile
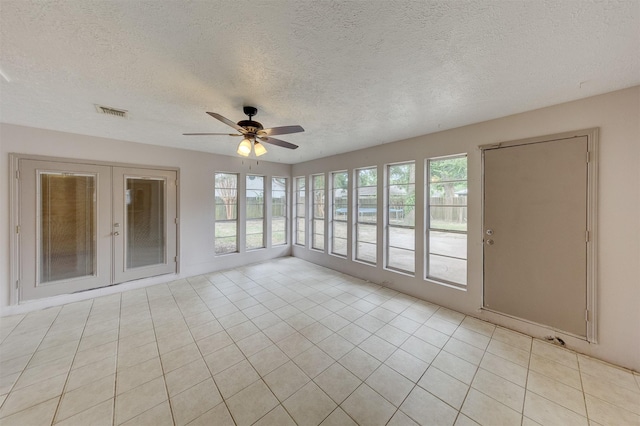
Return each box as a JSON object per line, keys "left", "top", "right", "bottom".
{"left": 582, "top": 372, "right": 640, "bottom": 415}
{"left": 77, "top": 328, "right": 118, "bottom": 352}
{"left": 118, "top": 341, "right": 158, "bottom": 369}
{"left": 195, "top": 330, "right": 233, "bottom": 355}
{"left": 316, "top": 333, "right": 354, "bottom": 360}
{"left": 337, "top": 323, "right": 372, "bottom": 345}
{"left": 65, "top": 355, "right": 116, "bottom": 392}
{"left": 487, "top": 339, "right": 530, "bottom": 367}
{"left": 187, "top": 402, "right": 234, "bottom": 426}
{"left": 452, "top": 327, "right": 491, "bottom": 350}
{"left": 479, "top": 351, "right": 528, "bottom": 387}
{"left": 165, "top": 358, "right": 211, "bottom": 397}
{"left": 461, "top": 388, "right": 521, "bottom": 426}
{"left": 492, "top": 327, "right": 532, "bottom": 352}
{"left": 226, "top": 380, "right": 279, "bottom": 426}
{"left": 115, "top": 376, "right": 167, "bottom": 425}
{"left": 359, "top": 334, "right": 396, "bottom": 362}
{"left": 384, "top": 348, "right": 429, "bottom": 382}
{"left": 527, "top": 370, "right": 586, "bottom": 416}
{"left": 248, "top": 344, "right": 289, "bottom": 377}
{"left": 388, "top": 410, "right": 419, "bottom": 426}
{"left": 0, "top": 373, "right": 66, "bottom": 418}
{"left": 28, "top": 341, "right": 78, "bottom": 368}
{"left": 39, "top": 327, "right": 84, "bottom": 351}
{"left": 277, "top": 332, "right": 315, "bottom": 358}
{"left": 320, "top": 407, "right": 358, "bottom": 426}
{"left": 188, "top": 320, "right": 223, "bottom": 341}
{"left": 226, "top": 321, "right": 260, "bottom": 342}
{"left": 72, "top": 341, "right": 118, "bottom": 370}
{"left": 529, "top": 353, "right": 582, "bottom": 389}
{"left": 0, "top": 396, "right": 58, "bottom": 426}
{"left": 433, "top": 308, "right": 465, "bottom": 325}
{"left": 214, "top": 359, "right": 260, "bottom": 398}
{"left": 389, "top": 315, "right": 421, "bottom": 334}
{"left": 56, "top": 373, "right": 115, "bottom": 422}
{"left": 264, "top": 360, "right": 310, "bottom": 401}
{"left": 366, "top": 364, "right": 414, "bottom": 407}
{"left": 285, "top": 312, "right": 316, "bottom": 331}
{"left": 444, "top": 338, "right": 485, "bottom": 365}
{"left": 524, "top": 391, "right": 588, "bottom": 426}
{"left": 532, "top": 340, "right": 578, "bottom": 369}
{"left": 120, "top": 401, "right": 173, "bottom": 426}
{"left": 418, "top": 366, "right": 469, "bottom": 410}
{"left": 455, "top": 414, "right": 481, "bottom": 426}
{"left": 401, "top": 385, "right": 458, "bottom": 426}
{"left": 375, "top": 324, "right": 410, "bottom": 347}
{"left": 156, "top": 330, "right": 194, "bottom": 355}
{"left": 293, "top": 345, "right": 334, "bottom": 378}
{"left": 170, "top": 378, "right": 222, "bottom": 426}
{"left": 400, "top": 335, "right": 440, "bottom": 364}
{"left": 0, "top": 354, "right": 31, "bottom": 377}
{"left": 263, "top": 321, "right": 297, "bottom": 342}
{"left": 161, "top": 342, "right": 202, "bottom": 373}
{"left": 413, "top": 324, "right": 450, "bottom": 348}
{"left": 0, "top": 372, "right": 19, "bottom": 396}
{"left": 431, "top": 351, "right": 478, "bottom": 385}
{"left": 472, "top": 369, "right": 525, "bottom": 413}
{"left": 578, "top": 355, "right": 639, "bottom": 392}
{"left": 55, "top": 398, "right": 113, "bottom": 426}
{"left": 253, "top": 404, "right": 296, "bottom": 426}
{"left": 341, "top": 383, "right": 396, "bottom": 426}
{"left": 203, "top": 343, "right": 245, "bottom": 375}
{"left": 339, "top": 347, "right": 381, "bottom": 380}
{"left": 425, "top": 316, "right": 459, "bottom": 335}
{"left": 236, "top": 332, "right": 272, "bottom": 357}
{"left": 117, "top": 330, "right": 156, "bottom": 352}
{"left": 300, "top": 322, "right": 334, "bottom": 344}
{"left": 117, "top": 356, "right": 163, "bottom": 395}
{"left": 314, "top": 362, "right": 361, "bottom": 404}
{"left": 585, "top": 394, "right": 640, "bottom": 426}
{"left": 283, "top": 381, "right": 336, "bottom": 426}
{"left": 252, "top": 312, "right": 282, "bottom": 330}
{"left": 13, "top": 356, "right": 73, "bottom": 391}
{"left": 459, "top": 317, "right": 496, "bottom": 337}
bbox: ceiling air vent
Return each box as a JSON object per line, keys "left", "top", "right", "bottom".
{"left": 95, "top": 105, "right": 128, "bottom": 118}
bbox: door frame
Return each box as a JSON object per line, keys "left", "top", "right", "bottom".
{"left": 9, "top": 153, "right": 181, "bottom": 305}
{"left": 479, "top": 128, "right": 599, "bottom": 343}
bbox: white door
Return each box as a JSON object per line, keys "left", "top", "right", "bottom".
{"left": 17, "top": 159, "right": 178, "bottom": 301}
{"left": 19, "top": 160, "right": 112, "bottom": 300}
{"left": 483, "top": 136, "right": 589, "bottom": 337}
{"left": 112, "top": 167, "right": 177, "bottom": 283}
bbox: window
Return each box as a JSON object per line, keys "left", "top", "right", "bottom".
{"left": 331, "top": 171, "right": 348, "bottom": 256}
{"left": 355, "top": 167, "right": 377, "bottom": 264}
{"left": 214, "top": 172, "right": 238, "bottom": 254}
{"left": 427, "top": 155, "right": 468, "bottom": 285}
{"left": 246, "top": 175, "right": 265, "bottom": 250}
{"left": 272, "top": 177, "right": 287, "bottom": 246}
{"left": 312, "top": 174, "right": 325, "bottom": 251}
{"left": 386, "top": 162, "right": 415, "bottom": 273}
{"left": 295, "top": 177, "right": 306, "bottom": 246}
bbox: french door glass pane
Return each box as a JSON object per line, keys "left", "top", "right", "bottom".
{"left": 429, "top": 231, "right": 467, "bottom": 259}
{"left": 126, "top": 178, "right": 165, "bottom": 269}
{"left": 429, "top": 254, "right": 467, "bottom": 285}
{"left": 387, "top": 247, "right": 414, "bottom": 273}
{"left": 272, "top": 217, "right": 286, "bottom": 246}
{"left": 40, "top": 173, "right": 96, "bottom": 283}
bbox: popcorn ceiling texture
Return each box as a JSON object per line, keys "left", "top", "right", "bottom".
{"left": 0, "top": 0, "right": 638, "bottom": 163}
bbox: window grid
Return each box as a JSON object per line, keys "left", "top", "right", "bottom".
{"left": 311, "top": 174, "right": 325, "bottom": 251}
{"left": 355, "top": 167, "right": 377, "bottom": 265}
{"left": 272, "top": 177, "right": 288, "bottom": 246}
{"left": 386, "top": 162, "right": 415, "bottom": 274}
{"left": 427, "top": 155, "right": 468, "bottom": 286}
{"left": 246, "top": 175, "right": 265, "bottom": 250}
{"left": 214, "top": 172, "right": 238, "bottom": 255}
{"left": 295, "top": 177, "right": 306, "bottom": 246}
{"left": 331, "top": 171, "right": 348, "bottom": 257}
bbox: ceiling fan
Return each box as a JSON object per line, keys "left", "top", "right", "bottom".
{"left": 183, "top": 106, "right": 303, "bottom": 157}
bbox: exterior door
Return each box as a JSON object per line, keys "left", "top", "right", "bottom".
{"left": 19, "top": 160, "right": 112, "bottom": 300}
{"left": 17, "top": 159, "right": 178, "bottom": 301}
{"left": 112, "top": 167, "right": 177, "bottom": 283}
{"left": 483, "top": 136, "right": 588, "bottom": 337}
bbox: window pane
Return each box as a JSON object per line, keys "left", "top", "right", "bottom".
{"left": 40, "top": 173, "right": 96, "bottom": 283}
{"left": 388, "top": 226, "right": 415, "bottom": 250}
{"left": 388, "top": 247, "right": 414, "bottom": 273}
{"left": 272, "top": 177, "right": 287, "bottom": 246}
{"left": 246, "top": 219, "right": 264, "bottom": 250}
{"left": 357, "top": 224, "right": 376, "bottom": 244}
{"left": 356, "top": 242, "right": 376, "bottom": 264}
{"left": 272, "top": 217, "right": 286, "bottom": 246}
{"left": 333, "top": 238, "right": 347, "bottom": 256}
{"left": 429, "top": 254, "right": 467, "bottom": 285}
{"left": 429, "top": 207, "right": 467, "bottom": 231}
{"left": 429, "top": 157, "right": 468, "bottom": 182}
{"left": 215, "top": 173, "right": 238, "bottom": 254}
{"left": 357, "top": 167, "right": 377, "bottom": 265}
{"left": 332, "top": 221, "right": 347, "bottom": 257}
{"left": 126, "top": 178, "right": 165, "bottom": 269}
{"left": 295, "top": 177, "right": 305, "bottom": 246}
{"left": 429, "top": 231, "right": 467, "bottom": 259}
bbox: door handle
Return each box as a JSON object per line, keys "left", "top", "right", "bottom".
{"left": 486, "top": 239, "right": 494, "bottom": 245}
{"left": 486, "top": 229, "right": 494, "bottom": 236}
{"left": 113, "top": 231, "right": 120, "bottom": 236}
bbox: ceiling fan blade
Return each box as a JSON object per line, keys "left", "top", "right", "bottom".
{"left": 206, "top": 112, "right": 247, "bottom": 133}
{"left": 258, "top": 125, "right": 304, "bottom": 136}
{"left": 183, "top": 133, "right": 242, "bottom": 136}
{"left": 259, "top": 136, "right": 298, "bottom": 150}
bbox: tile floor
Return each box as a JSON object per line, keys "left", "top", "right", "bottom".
{"left": 0, "top": 257, "right": 638, "bottom": 426}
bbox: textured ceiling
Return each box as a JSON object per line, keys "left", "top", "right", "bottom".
{"left": 1, "top": 1, "right": 638, "bottom": 164}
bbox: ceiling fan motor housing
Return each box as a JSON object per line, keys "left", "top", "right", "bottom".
{"left": 237, "top": 120, "right": 263, "bottom": 133}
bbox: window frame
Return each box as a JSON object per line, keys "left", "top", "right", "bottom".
{"left": 214, "top": 172, "right": 239, "bottom": 255}
{"left": 425, "top": 154, "right": 468, "bottom": 287}
{"left": 271, "top": 176, "right": 288, "bottom": 246}
{"left": 354, "top": 166, "right": 378, "bottom": 265}
{"left": 385, "top": 161, "right": 416, "bottom": 275}
{"left": 245, "top": 174, "right": 265, "bottom": 250}
{"left": 311, "top": 173, "right": 326, "bottom": 251}
{"left": 294, "top": 176, "right": 306, "bottom": 246}
{"left": 330, "top": 170, "right": 348, "bottom": 257}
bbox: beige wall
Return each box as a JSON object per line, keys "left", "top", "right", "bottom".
{"left": 292, "top": 86, "right": 640, "bottom": 371}
{"left": 0, "top": 125, "right": 291, "bottom": 308}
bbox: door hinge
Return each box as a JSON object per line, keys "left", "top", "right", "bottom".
{"left": 585, "top": 310, "right": 589, "bottom": 322}
{"left": 174, "top": 218, "right": 179, "bottom": 224}
{"left": 16, "top": 279, "right": 19, "bottom": 289}
{"left": 15, "top": 170, "right": 20, "bottom": 179}
{"left": 174, "top": 256, "right": 178, "bottom": 263}
{"left": 16, "top": 225, "right": 20, "bottom": 234}
{"left": 586, "top": 151, "right": 590, "bottom": 163}
{"left": 585, "top": 230, "right": 590, "bottom": 242}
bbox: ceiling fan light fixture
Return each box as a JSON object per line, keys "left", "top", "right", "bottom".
{"left": 237, "top": 138, "right": 252, "bottom": 156}
{"left": 254, "top": 141, "right": 267, "bottom": 157}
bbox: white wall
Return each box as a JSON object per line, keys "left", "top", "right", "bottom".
{"left": 0, "top": 125, "right": 291, "bottom": 309}
{"left": 292, "top": 86, "right": 640, "bottom": 372}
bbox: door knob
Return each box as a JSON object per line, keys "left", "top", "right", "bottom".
{"left": 486, "top": 229, "right": 494, "bottom": 236}
{"left": 486, "top": 239, "right": 494, "bottom": 245}
{"left": 113, "top": 231, "right": 120, "bottom": 236}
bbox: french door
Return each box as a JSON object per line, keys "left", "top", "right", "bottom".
{"left": 18, "top": 159, "right": 177, "bottom": 301}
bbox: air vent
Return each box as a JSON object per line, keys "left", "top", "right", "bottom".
{"left": 95, "top": 105, "right": 128, "bottom": 118}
